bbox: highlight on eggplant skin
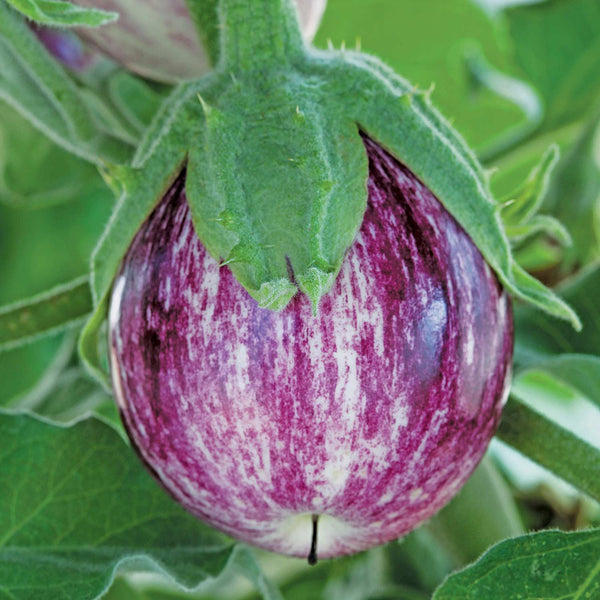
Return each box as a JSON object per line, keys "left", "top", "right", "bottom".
{"left": 108, "top": 135, "right": 514, "bottom": 560}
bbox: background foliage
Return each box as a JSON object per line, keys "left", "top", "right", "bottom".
{"left": 1, "top": 0, "right": 600, "bottom": 598}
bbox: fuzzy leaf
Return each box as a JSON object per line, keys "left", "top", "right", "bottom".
{"left": 314, "top": 0, "right": 523, "bottom": 153}
{"left": 433, "top": 529, "right": 600, "bottom": 600}
{"left": 106, "top": 71, "right": 164, "bottom": 134}
{"left": 6, "top": 364, "right": 120, "bottom": 429}
{"left": 70, "top": 63, "right": 167, "bottom": 153}
{"left": 512, "top": 262, "right": 600, "bottom": 412}
{"left": 0, "top": 277, "right": 92, "bottom": 352}
{"left": 229, "top": 546, "right": 285, "bottom": 600}
{"left": 500, "top": 145, "right": 573, "bottom": 262}
{"left": 481, "top": 0, "right": 600, "bottom": 193}
{"left": 0, "top": 100, "right": 104, "bottom": 208}
{"left": 4, "top": 0, "right": 117, "bottom": 27}
{"left": 506, "top": 214, "right": 572, "bottom": 246}
{"left": 187, "top": 74, "right": 368, "bottom": 311}
{"left": 0, "top": 413, "right": 234, "bottom": 600}
{"left": 0, "top": 3, "right": 131, "bottom": 164}
{"left": 80, "top": 83, "right": 198, "bottom": 386}
{"left": 522, "top": 354, "right": 600, "bottom": 411}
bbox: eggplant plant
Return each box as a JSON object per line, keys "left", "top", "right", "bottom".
{"left": 1, "top": 0, "right": 600, "bottom": 598}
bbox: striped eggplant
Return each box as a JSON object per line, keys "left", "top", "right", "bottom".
{"left": 108, "top": 134, "right": 514, "bottom": 562}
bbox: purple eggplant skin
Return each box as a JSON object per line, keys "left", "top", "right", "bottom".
{"left": 109, "top": 135, "right": 514, "bottom": 559}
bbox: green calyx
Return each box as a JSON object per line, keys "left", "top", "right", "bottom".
{"left": 78, "top": 0, "right": 579, "bottom": 386}
{"left": 185, "top": 0, "right": 369, "bottom": 310}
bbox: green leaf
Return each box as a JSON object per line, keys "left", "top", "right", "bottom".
{"left": 7, "top": 363, "right": 120, "bottom": 430}
{"left": 0, "top": 100, "right": 103, "bottom": 208}
{"left": 0, "top": 2, "right": 132, "bottom": 164}
{"left": 482, "top": 0, "right": 600, "bottom": 197}
{"left": 506, "top": 214, "right": 572, "bottom": 246}
{"left": 268, "top": 548, "right": 424, "bottom": 600}
{"left": 229, "top": 546, "right": 284, "bottom": 600}
{"left": 315, "top": 0, "right": 525, "bottom": 152}
{"left": 496, "top": 396, "right": 600, "bottom": 503}
{"left": 433, "top": 529, "right": 600, "bottom": 600}
{"left": 543, "top": 114, "right": 600, "bottom": 266}
{"left": 0, "top": 276, "right": 92, "bottom": 353}
{"left": 0, "top": 335, "right": 67, "bottom": 404}
{"left": 4, "top": 0, "right": 117, "bottom": 27}
{"left": 390, "top": 528, "right": 455, "bottom": 594}
{"left": 505, "top": 0, "right": 600, "bottom": 131}
{"left": 0, "top": 413, "right": 234, "bottom": 600}
{"left": 106, "top": 71, "right": 165, "bottom": 134}
{"left": 499, "top": 144, "right": 572, "bottom": 246}
{"left": 511, "top": 235, "right": 564, "bottom": 273}
{"left": 513, "top": 263, "right": 600, "bottom": 366}
{"left": 74, "top": 66, "right": 167, "bottom": 148}
{"left": 0, "top": 332, "right": 75, "bottom": 408}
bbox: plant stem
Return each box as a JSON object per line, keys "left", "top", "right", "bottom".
{"left": 216, "top": 0, "right": 304, "bottom": 73}
{"left": 496, "top": 395, "right": 600, "bottom": 503}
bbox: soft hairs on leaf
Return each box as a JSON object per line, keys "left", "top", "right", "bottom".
{"left": 433, "top": 528, "right": 600, "bottom": 599}
{"left": 0, "top": 412, "right": 235, "bottom": 600}
{"left": 4, "top": 0, "right": 118, "bottom": 27}
{"left": 0, "top": 2, "right": 132, "bottom": 164}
